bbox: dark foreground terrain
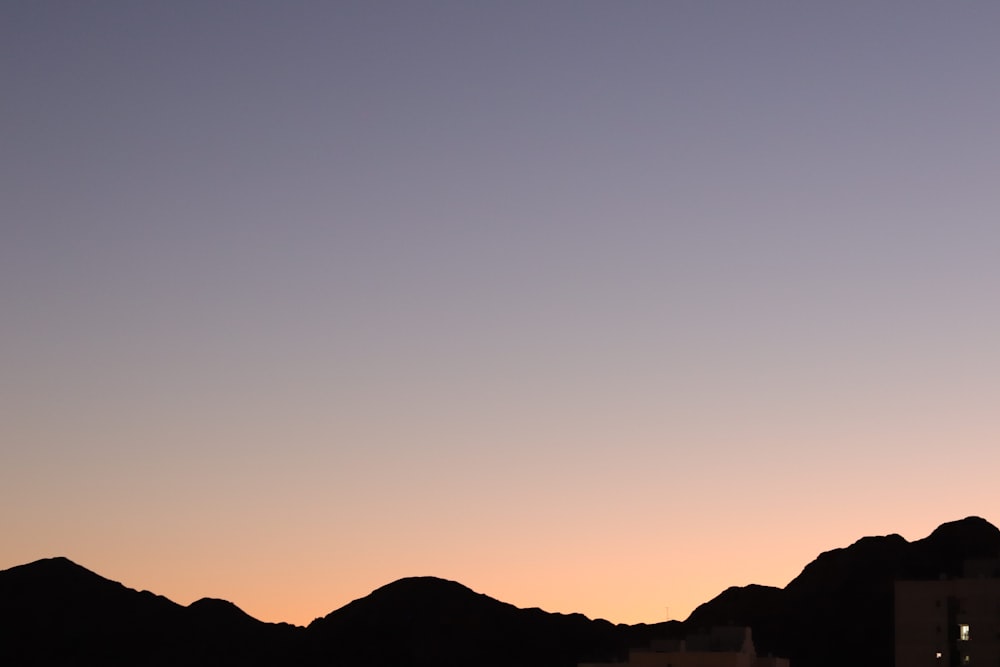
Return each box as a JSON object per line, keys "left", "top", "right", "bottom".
{"left": 2, "top": 516, "right": 998, "bottom": 667}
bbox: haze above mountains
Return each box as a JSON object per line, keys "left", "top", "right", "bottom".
{"left": 2, "top": 516, "right": 998, "bottom": 667}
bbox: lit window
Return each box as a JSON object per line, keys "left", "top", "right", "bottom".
{"left": 960, "top": 624, "right": 971, "bottom": 641}
{"left": 936, "top": 653, "right": 942, "bottom": 659}
{"left": 962, "top": 656, "right": 969, "bottom": 665}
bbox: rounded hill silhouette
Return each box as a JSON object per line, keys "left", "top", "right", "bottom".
{"left": 3, "top": 517, "right": 999, "bottom": 667}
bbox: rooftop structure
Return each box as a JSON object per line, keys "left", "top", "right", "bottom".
{"left": 581, "top": 626, "right": 789, "bottom": 667}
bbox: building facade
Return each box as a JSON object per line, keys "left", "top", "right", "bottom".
{"left": 896, "top": 561, "right": 1000, "bottom": 667}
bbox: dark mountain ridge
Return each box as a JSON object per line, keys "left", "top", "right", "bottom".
{"left": 305, "top": 575, "right": 628, "bottom": 666}
{"left": 3, "top": 516, "right": 997, "bottom": 667}
{"left": 0, "top": 556, "right": 302, "bottom": 666}
{"left": 685, "top": 516, "right": 1000, "bottom": 667}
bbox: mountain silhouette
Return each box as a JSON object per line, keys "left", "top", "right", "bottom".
{"left": 2, "top": 517, "right": 997, "bottom": 666}
{"left": 305, "top": 576, "right": 630, "bottom": 666}
{"left": 686, "top": 516, "right": 1000, "bottom": 667}
{"left": 0, "top": 556, "right": 302, "bottom": 666}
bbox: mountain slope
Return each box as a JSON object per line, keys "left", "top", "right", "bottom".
{"left": 685, "top": 516, "right": 1000, "bottom": 667}
{"left": 0, "top": 557, "right": 303, "bottom": 666}
{"left": 304, "top": 576, "right": 629, "bottom": 667}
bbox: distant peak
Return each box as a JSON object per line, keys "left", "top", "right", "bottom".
{"left": 309, "top": 574, "right": 512, "bottom": 630}
{"left": 373, "top": 575, "right": 475, "bottom": 595}
{"left": 922, "top": 516, "right": 1000, "bottom": 551}
{"left": 363, "top": 576, "right": 490, "bottom": 606}
{"left": 189, "top": 597, "right": 243, "bottom": 610}
{"left": 33, "top": 556, "right": 80, "bottom": 567}
{"left": 9, "top": 556, "right": 96, "bottom": 577}
{"left": 847, "top": 533, "right": 909, "bottom": 549}
{"left": 929, "top": 516, "right": 998, "bottom": 536}
{"left": 187, "top": 597, "right": 264, "bottom": 625}
{"left": 391, "top": 575, "right": 465, "bottom": 585}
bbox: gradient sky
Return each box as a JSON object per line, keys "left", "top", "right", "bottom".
{"left": 2, "top": 1, "right": 998, "bottom": 627}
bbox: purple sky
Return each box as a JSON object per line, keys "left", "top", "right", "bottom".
{"left": 3, "top": 1, "right": 998, "bottom": 626}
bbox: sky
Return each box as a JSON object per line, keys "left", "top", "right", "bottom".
{"left": 2, "top": 1, "right": 998, "bottom": 627}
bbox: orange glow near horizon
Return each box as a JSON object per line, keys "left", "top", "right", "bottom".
{"left": 5, "top": 510, "right": 995, "bottom": 627}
